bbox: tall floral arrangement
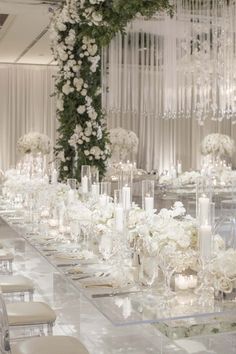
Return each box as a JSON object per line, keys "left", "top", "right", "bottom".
{"left": 109, "top": 127, "right": 138, "bottom": 162}
{"left": 17, "top": 132, "right": 51, "bottom": 155}
{"left": 201, "top": 133, "right": 235, "bottom": 157}
{"left": 50, "top": 0, "right": 172, "bottom": 180}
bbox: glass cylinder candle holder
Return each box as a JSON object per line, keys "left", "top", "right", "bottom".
{"left": 90, "top": 167, "right": 100, "bottom": 200}
{"left": 118, "top": 167, "right": 133, "bottom": 191}
{"left": 99, "top": 182, "right": 111, "bottom": 206}
{"left": 67, "top": 178, "right": 77, "bottom": 190}
{"left": 114, "top": 189, "right": 125, "bottom": 233}
{"left": 100, "top": 181, "right": 111, "bottom": 196}
{"left": 198, "top": 199, "right": 214, "bottom": 262}
{"left": 91, "top": 183, "right": 100, "bottom": 200}
{"left": 91, "top": 167, "right": 99, "bottom": 184}
{"left": 114, "top": 189, "right": 122, "bottom": 205}
{"left": 81, "top": 165, "right": 91, "bottom": 194}
{"left": 142, "top": 180, "right": 155, "bottom": 212}
{"left": 177, "top": 160, "right": 182, "bottom": 175}
{"left": 67, "top": 179, "right": 77, "bottom": 205}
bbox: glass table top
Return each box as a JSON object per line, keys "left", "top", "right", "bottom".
{"left": 1, "top": 200, "right": 236, "bottom": 341}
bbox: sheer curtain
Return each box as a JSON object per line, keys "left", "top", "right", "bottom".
{"left": 0, "top": 64, "right": 57, "bottom": 171}
{"left": 103, "top": 4, "right": 236, "bottom": 172}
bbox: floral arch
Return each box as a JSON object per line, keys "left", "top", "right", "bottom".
{"left": 50, "top": 0, "right": 172, "bottom": 180}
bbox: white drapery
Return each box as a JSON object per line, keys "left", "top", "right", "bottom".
{"left": 0, "top": 64, "right": 57, "bottom": 171}
{"left": 103, "top": 4, "right": 236, "bottom": 172}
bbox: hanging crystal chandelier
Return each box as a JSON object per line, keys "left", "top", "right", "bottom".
{"left": 163, "top": 0, "right": 236, "bottom": 125}
{"left": 103, "top": 0, "right": 236, "bottom": 125}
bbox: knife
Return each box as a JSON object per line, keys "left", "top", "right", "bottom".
{"left": 92, "top": 290, "right": 142, "bottom": 298}
{"left": 57, "top": 263, "right": 79, "bottom": 267}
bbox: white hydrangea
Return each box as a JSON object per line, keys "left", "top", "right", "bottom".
{"left": 17, "top": 132, "right": 51, "bottom": 155}
{"left": 62, "top": 81, "right": 74, "bottom": 95}
{"left": 201, "top": 133, "right": 235, "bottom": 157}
{"left": 77, "top": 105, "right": 86, "bottom": 114}
{"left": 73, "top": 77, "right": 84, "bottom": 92}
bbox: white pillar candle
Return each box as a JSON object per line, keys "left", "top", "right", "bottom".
{"left": 43, "top": 174, "right": 49, "bottom": 184}
{"left": 67, "top": 189, "right": 75, "bottom": 205}
{"left": 199, "top": 196, "right": 210, "bottom": 225}
{"left": 199, "top": 224, "right": 212, "bottom": 261}
{"left": 51, "top": 169, "right": 58, "bottom": 184}
{"left": 177, "top": 162, "right": 182, "bottom": 175}
{"left": 122, "top": 186, "right": 131, "bottom": 210}
{"left": 115, "top": 205, "right": 124, "bottom": 232}
{"left": 82, "top": 176, "right": 88, "bottom": 194}
{"left": 171, "top": 166, "right": 177, "bottom": 179}
{"left": 145, "top": 196, "right": 154, "bottom": 212}
{"left": 99, "top": 194, "right": 108, "bottom": 207}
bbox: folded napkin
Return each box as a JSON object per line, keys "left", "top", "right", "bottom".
{"left": 54, "top": 252, "right": 82, "bottom": 260}
{"left": 80, "top": 277, "right": 114, "bottom": 289}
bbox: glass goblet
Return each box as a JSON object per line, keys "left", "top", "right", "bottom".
{"left": 158, "top": 250, "right": 177, "bottom": 300}
{"left": 70, "top": 220, "right": 81, "bottom": 245}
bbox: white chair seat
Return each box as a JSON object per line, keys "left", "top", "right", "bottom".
{"left": 11, "top": 335, "right": 89, "bottom": 354}
{"left": 0, "top": 250, "right": 14, "bottom": 261}
{"left": 0, "top": 275, "right": 34, "bottom": 293}
{"left": 7, "top": 302, "right": 56, "bottom": 326}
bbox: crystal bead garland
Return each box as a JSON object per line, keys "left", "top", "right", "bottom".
{"left": 103, "top": 0, "right": 236, "bottom": 125}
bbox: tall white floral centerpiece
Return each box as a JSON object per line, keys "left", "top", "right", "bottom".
{"left": 109, "top": 127, "right": 139, "bottom": 163}
{"left": 201, "top": 133, "right": 235, "bottom": 160}
{"left": 17, "top": 132, "right": 51, "bottom": 156}
{"left": 17, "top": 132, "right": 51, "bottom": 177}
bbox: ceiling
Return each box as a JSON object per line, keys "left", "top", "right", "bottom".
{"left": 0, "top": 0, "right": 61, "bottom": 65}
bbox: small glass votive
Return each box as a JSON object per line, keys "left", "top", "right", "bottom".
{"left": 142, "top": 180, "right": 154, "bottom": 212}
{"left": 67, "top": 178, "right": 77, "bottom": 190}
{"left": 81, "top": 165, "right": 91, "bottom": 194}
{"left": 175, "top": 274, "right": 198, "bottom": 291}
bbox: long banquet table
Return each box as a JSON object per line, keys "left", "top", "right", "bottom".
{"left": 1, "top": 206, "right": 236, "bottom": 353}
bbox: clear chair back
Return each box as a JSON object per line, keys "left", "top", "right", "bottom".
{"left": 0, "top": 292, "right": 11, "bottom": 353}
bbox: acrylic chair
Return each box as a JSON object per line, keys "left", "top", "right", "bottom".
{"left": 6, "top": 300, "right": 57, "bottom": 336}
{"left": 0, "top": 275, "right": 34, "bottom": 301}
{"left": 0, "top": 292, "right": 89, "bottom": 354}
{"left": 0, "top": 250, "right": 14, "bottom": 274}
